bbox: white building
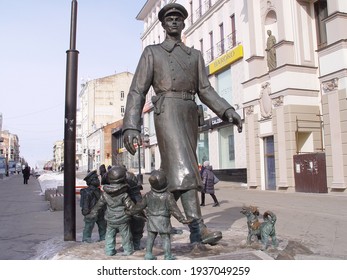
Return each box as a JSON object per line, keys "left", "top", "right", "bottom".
{"left": 134, "top": 0, "right": 347, "bottom": 192}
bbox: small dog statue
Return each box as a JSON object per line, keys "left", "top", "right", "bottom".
{"left": 240, "top": 206, "right": 278, "bottom": 250}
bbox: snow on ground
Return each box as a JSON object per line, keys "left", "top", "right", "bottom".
{"left": 37, "top": 172, "right": 86, "bottom": 194}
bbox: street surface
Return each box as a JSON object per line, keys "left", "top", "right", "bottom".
{"left": 1, "top": 172, "right": 347, "bottom": 260}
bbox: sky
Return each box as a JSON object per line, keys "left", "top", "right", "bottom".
{"left": 0, "top": 0, "right": 147, "bottom": 167}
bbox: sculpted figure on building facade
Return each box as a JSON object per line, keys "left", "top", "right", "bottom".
{"left": 259, "top": 82, "right": 272, "bottom": 119}
{"left": 265, "top": 30, "right": 277, "bottom": 71}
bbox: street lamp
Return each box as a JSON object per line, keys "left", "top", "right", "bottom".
{"left": 137, "top": 128, "right": 150, "bottom": 185}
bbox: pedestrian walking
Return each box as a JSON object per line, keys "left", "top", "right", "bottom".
{"left": 200, "top": 161, "right": 220, "bottom": 207}
{"left": 99, "top": 164, "right": 107, "bottom": 184}
{"left": 22, "top": 164, "right": 30, "bottom": 184}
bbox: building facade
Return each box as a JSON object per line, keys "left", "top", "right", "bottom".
{"left": 53, "top": 140, "right": 64, "bottom": 171}
{"left": 78, "top": 72, "right": 133, "bottom": 171}
{"left": 0, "top": 130, "right": 20, "bottom": 166}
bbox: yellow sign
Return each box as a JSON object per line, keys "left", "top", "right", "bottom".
{"left": 208, "top": 45, "right": 243, "bottom": 75}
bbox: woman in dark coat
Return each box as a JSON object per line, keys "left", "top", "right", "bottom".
{"left": 99, "top": 164, "right": 107, "bottom": 185}
{"left": 201, "top": 161, "right": 219, "bottom": 207}
{"left": 22, "top": 164, "right": 30, "bottom": 184}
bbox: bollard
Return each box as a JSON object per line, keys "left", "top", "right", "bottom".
{"left": 57, "top": 185, "right": 64, "bottom": 195}
{"left": 49, "top": 193, "right": 64, "bottom": 211}
{"left": 45, "top": 188, "right": 57, "bottom": 201}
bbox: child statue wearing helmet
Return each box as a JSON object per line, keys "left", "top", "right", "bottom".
{"left": 89, "top": 166, "right": 136, "bottom": 256}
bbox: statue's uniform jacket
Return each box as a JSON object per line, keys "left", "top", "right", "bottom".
{"left": 123, "top": 39, "right": 232, "bottom": 192}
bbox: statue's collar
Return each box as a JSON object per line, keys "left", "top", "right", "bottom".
{"left": 160, "top": 39, "right": 191, "bottom": 54}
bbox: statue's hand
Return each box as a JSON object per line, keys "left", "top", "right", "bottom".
{"left": 225, "top": 108, "right": 243, "bottom": 133}
{"left": 123, "top": 129, "right": 142, "bottom": 155}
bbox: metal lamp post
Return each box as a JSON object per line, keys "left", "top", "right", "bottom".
{"left": 63, "top": 0, "right": 79, "bottom": 241}
{"left": 136, "top": 128, "right": 150, "bottom": 185}
{"left": 137, "top": 141, "right": 142, "bottom": 185}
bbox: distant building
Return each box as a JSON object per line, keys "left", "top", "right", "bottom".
{"left": 0, "top": 130, "right": 20, "bottom": 163}
{"left": 78, "top": 72, "right": 134, "bottom": 171}
{"left": 53, "top": 140, "right": 64, "bottom": 171}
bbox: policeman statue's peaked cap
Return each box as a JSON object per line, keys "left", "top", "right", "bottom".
{"left": 158, "top": 3, "right": 188, "bottom": 22}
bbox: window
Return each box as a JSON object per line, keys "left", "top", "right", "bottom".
{"left": 230, "top": 14, "right": 236, "bottom": 48}
{"left": 120, "top": 91, "right": 124, "bottom": 99}
{"left": 209, "top": 31, "right": 214, "bottom": 60}
{"left": 121, "top": 106, "right": 125, "bottom": 114}
{"left": 218, "top": 23, "right": 225, "bottom": 55}
{"left": 197, "top": 0, "right": 202, "bottom": 18}
{"left": 189, "top": 1, "right": 193, "bottom": 24}
{"left": 197, "top": 131, "right": 209, "bottom": 166}
{"left": 199, "top": 38, "right": 204, "bottom": 54}
{"left": 217, "top": 69, "right": 232, "bottom": 104}
{"left": 219, "top": 126, "right": 235, "bottom": 168}
{"left": 314, "top": 0, "right": 327, "bottom": 49}
{"left": 264, "top": 136, "right": 276, "bottom": 190}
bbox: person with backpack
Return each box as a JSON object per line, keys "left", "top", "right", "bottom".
{"left": 80, "top": 170, "right": 107, "bottom": 243}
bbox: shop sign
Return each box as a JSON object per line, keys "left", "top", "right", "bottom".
{"left": 208, "top": 45, "right": 243, "bottom": 75}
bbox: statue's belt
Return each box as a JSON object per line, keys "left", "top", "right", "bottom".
{"left": 151, "top": 91, "right": 196, "bottom": 114}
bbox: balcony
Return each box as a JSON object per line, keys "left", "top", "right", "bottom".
{"left": 205, "top": 31, "right": 237, "bottom": 64}
{"left": 185, "top": 0, "right": 217, "bottom": 29}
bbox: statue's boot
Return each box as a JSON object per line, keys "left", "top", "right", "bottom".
{"left": 188, "top": 219, "right": 222, "bottom": 245}
{"left": 200, "top": 225, "right": 222, "bottom": 245}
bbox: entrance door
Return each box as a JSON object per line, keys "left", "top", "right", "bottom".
{"left": 264, "top": 136, "right": 276, "bottom": 190}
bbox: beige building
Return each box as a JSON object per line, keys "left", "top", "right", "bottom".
{"left": 78, "top": 72, "right": 133, "bottom": 171}
{"left": 241, "top": 0, "right": 347, "bottom": 193}
{"left": 0, "top": 130, "right": 20, "bottom": 163}
{"left": 53, "top": 140, "right": 64, "bottom": 171}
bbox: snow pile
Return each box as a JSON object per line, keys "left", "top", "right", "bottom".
{"left": 38, "top": 172, "right": 86, "bottom": 194}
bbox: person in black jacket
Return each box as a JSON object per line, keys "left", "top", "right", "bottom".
{"left": 80, "top": 170, "right": 107, "bottom": 243}
{"left": 22, "top": 164, "right": 30, "bottom": 184}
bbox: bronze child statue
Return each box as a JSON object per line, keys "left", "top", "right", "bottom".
{"left": 90, "top": 166, "right": 136, "bottom": 256}
{"left": 127, "top": 170, "right": 191, "bottom": 260}
{"left": 80, "top": 170, "right": 106, "bottom": 243}
{"left": 125, "top": 168, "right": 146, "bottom": 250}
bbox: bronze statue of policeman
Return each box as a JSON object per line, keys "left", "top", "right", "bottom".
{"left": 123, "top": 3, "right": 242, "bottom": 245}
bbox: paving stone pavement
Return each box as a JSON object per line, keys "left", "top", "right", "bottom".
{"left": 33, "top": 172, "right": 347, "bottom": 260}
